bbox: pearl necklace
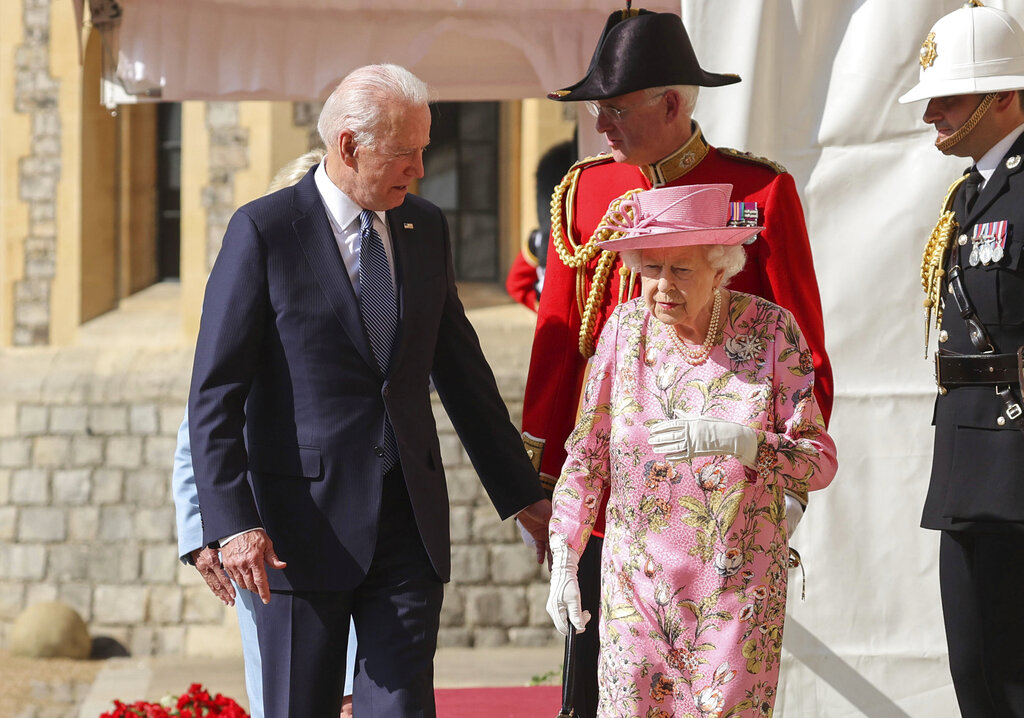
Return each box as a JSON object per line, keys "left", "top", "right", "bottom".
{"left": 670, "top": 289, "right": 722, "bottom": 366}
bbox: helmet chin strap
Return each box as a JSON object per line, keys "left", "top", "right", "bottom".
{"left": 936, "top": 92, "right": 996, "bottom": 151}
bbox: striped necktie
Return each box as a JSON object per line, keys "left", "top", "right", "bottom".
{"left": 357, "top": 209, "right": 399, "bottom": 470}
{"left": 358, "top": 209, "right": 398, "bottom": 371}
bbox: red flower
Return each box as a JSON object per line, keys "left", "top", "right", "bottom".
{"left": 100, "top": 684, "right": 248, "bottom": 718}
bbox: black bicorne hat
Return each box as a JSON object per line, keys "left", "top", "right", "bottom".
{"left": 549, "top": 8, "right": 741, "bottom": 101}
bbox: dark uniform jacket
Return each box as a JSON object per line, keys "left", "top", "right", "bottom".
{"left": 925, "top": 130, "right": 1024, "bottom": 531}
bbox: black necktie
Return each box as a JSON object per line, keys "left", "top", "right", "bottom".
{"left": 357, "top": 209, "right": 399, "bottom": 470}
{"left": 964, "top": 168, "right": 983, "bottom": 214}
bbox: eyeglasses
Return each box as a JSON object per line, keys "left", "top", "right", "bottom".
{"left": 584, "top": 91, "right": 668, "bottom": 122}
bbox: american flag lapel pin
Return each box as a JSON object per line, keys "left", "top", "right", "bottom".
{"left": 403, "top": 222, "right": 414, "bottom": 229}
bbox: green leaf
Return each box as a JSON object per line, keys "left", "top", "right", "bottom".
{"left": 718, "top": 492, "right": 744, "bottom": 534}
{"left": 708, "top": 372, "right": 735, "bottom": 394}
{"left": 678, "top": 599, "right": 699, "bottom": 620}
{"left": 614, "top": 397, "right": 643, "bottom": 414}
{"left": 606, "top": 603, "right": 643, "bottom": 622}
{"left": 723, "top": 700, "right": 755, "bottom": 718}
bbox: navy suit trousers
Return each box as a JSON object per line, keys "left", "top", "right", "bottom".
{"left": 252, "top": 468, "right": 443, "bottom": 717}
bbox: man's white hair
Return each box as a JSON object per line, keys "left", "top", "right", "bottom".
{"left": 318, "top": 64, "right": 429, "bottom": 152}
{"left": 648, "top": 84, "right": 699, "bottom": 117}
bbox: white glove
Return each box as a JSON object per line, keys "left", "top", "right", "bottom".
{"left": 647, "top": 411, "right": 758, "bottom": 468}
{"left": 546, "top": 533, "right": 590, "bottom": 636}
{"left": 784, "top": 494, "right": 805, "bottom": 539}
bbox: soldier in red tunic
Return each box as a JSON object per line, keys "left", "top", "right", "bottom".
{"left": 523, "top": 8, "right": 833, "bottom": 716}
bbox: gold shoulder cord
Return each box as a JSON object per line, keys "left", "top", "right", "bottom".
{"left": 921, "top": 174, "right": 968, "bottom": 356}
{"left": 550, "top": 157, "right": 641, "bottom": 358}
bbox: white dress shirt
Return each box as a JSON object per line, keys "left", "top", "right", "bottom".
{"left": 313, "top": 159, "right": 397, "bottom": 292}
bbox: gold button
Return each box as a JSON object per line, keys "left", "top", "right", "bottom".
{"left": 527, "top": 449, "right": 535, "bottom": 459}
{"left": 938, "top": 330, "right": 948, "bottom": 343}
{"left": 998, "top": 416, "right": 1007, "bottom": 426}
{"left": 958, "top": 234, "right": 968, "bottom": 246}
{"left": 938, "top": 386, "right": 948, "bottom": 395}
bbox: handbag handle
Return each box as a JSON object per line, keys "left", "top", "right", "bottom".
{"left": 556, "top": 614, "right": 577, "bottom": 717}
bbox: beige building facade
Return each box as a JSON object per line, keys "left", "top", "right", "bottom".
{"left": 0, "top": 2, "right": 574, "bottom": 656}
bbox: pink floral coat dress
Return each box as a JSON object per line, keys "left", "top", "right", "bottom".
{"left": 550, "top": 292, "right": 837, "bottom": 718}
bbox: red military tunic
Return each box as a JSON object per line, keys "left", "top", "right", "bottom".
{"left": 505, "top": 249, "right": 540, "bottom": 312}
{"left": 522, "top": 123, "right": 833, "bottom": 535}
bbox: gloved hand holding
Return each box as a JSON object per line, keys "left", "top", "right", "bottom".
{"left": 647, "top": 410, "right": 758, "bottom": 468}
{"left": 784, "top": 494, "right": 805, "bottom": 539}
{"left": 546, "top": 533, "right": 590, "bottom": 636}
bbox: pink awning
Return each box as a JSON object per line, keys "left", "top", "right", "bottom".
{"left": 80, "top": 0, "right": 680, "bottom": 103}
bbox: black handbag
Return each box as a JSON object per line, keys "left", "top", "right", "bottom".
{"left": 556, "top": 615, "right": 577, "bottom": 718}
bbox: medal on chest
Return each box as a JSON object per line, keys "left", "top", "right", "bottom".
{"left": 969, "top": 220, "right": 1008, "bottom": 266}
{"left": 728, "top": 202, "right": 761, "bottom": 244}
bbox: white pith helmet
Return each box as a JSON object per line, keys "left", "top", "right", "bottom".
{"left": 899, "top": 1, "right": 1024, "bottom": 103}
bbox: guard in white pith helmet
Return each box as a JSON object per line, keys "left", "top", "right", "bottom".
{"left": 901, "top": 3, "right": 1024, "bottom": 715}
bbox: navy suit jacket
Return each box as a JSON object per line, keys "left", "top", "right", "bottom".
{"left": 188, "top": 167, "right": 543, "bottom": 590}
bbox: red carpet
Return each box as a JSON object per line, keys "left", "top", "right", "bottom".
{"left": 435, "top": 686, "right": 563, "bottom": 717}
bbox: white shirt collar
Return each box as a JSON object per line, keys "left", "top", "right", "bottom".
{"left": 313, "top": 160, "right": 385, "bottom": 230}
{"left": 976, "top": 121, "right": 1024, "bottom": 185}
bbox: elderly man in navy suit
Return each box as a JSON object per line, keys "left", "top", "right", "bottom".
{"left": 188, "top": 63, "right": 551, "bottom": 717}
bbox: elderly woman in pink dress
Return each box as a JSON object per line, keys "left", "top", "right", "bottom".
{"left": 546, "top": 184, "right": 837, "bottom": 718}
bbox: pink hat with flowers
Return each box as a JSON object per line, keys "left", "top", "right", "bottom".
{"left": 597, "top": 184, "right": 761, "bottom": 251}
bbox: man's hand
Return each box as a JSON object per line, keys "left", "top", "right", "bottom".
{"left": 219, "top": 529, "right": 287, "bottom": 605}
{"left": 516, "top": 498, "right": 552, "bottom": 564}
{"left": 191, "top": 547, "right": 236, "bottom": 606}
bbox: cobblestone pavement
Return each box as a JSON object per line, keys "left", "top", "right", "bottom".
{"left": 0, "top": 651, "right": 100, "bottom": 718}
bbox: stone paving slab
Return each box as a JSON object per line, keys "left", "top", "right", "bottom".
{"left": 79, "top": 644, "right": 564, "bottom": 717}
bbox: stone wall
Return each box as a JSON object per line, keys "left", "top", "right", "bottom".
{"left": 0, "top": 324, "right": 556, "bottom": 656}
{"left": 202, "top": 102, "right": 249, "bottom": 272}
{"left": 12, "top": 0, "right": 60, "bottom": 346}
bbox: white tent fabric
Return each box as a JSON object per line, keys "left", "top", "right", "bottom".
{"left": 681, "top": 0, "right": 1024, "bottom": 714}
{"left": 104, "top": 0, "right": 679, "bottom": 101}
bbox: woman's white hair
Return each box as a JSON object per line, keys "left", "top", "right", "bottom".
{"left": 620, "top": 243, "right": 747, "bottom": 286}
{"left": 317, "top": 64, "right": 429, "bottom": 151}
{"left": 266, "top": 147, "right": 326, "bottom": 194}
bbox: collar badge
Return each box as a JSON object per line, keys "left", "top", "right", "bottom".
{"left": 1007, "top": 155, "right": 1021, "bottom": 170}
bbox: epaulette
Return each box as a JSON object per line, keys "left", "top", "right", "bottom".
{"left": 718, "top": 147, "right": 787, "bottom": 175}
{"left": 567, "top": 153, "right": 614, "bottom": 173}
